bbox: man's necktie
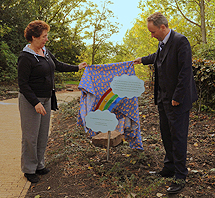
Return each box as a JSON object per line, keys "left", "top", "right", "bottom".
{"left": 160, "top": 42, "right": 164, "bottom": 51}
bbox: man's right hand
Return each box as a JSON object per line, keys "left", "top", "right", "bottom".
{"left": 133, "top": 57, "right": 142, "bottom": 65}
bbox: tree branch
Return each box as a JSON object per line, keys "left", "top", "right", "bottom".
{"left": 174, "top": 0, "right": 201, "bottom": 27}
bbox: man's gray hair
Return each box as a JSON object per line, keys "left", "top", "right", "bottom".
{"left": 147, "top": 12, "right": 169, "bottom": 28}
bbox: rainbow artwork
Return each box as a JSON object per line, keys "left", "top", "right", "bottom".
{"left": 77, "top": 61, "right": 144, "bottom": 150}
{"left": 95, "top": 88, "right": 123, "bottom": 112}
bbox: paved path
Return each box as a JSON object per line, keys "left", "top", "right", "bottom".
{"left": 0, "top": 91, "right": 81, "bottom": 198}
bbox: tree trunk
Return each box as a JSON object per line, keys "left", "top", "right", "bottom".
{"left": 200, "top": 0, "right": 207, "bottom": 44}
{"left": 92, "top": 30, "right": 96, "bottom": 65}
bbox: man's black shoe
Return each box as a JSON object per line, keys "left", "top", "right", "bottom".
{"left": 158, "top": 168, "right": 175, "bottom": 178}
{"left": 36, "top": 167, "right": 50, "bottom": 175}
{"left": 167, "top": 180, "right": 185, "bottom": 194}
{"left": 24, "top": 173, "right": 39, "bottom": 183}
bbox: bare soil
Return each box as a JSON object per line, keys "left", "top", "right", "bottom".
{"left": 19, "top": 85, "right": 215, "bottom": 198}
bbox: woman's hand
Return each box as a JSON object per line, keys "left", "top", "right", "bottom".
{"left": 35, "top": 102, "right": 47, "bottom": 116}
{"left": 172, "top": 100, "right": 180, "bottom": 106}
{"left": 78, "top": 62, "right": 88, "bottom": 70}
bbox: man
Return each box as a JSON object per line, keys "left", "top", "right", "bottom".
{"left": 134, "top": 12, "right": 198, "bottom": 194}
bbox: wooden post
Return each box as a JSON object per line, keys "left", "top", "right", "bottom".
{"left": 107, "top": 131, "right": 111, "bottom": 161}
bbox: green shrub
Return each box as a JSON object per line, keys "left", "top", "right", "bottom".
{"left": 192, "top": 59, "right": 215, "bottom": 111}
{"left": 54, "top": 69, "right": 84, "bottom": 84}
{"left": 0, "top": 42, "right": 18, "bottom": 82}
{"left": 146, "top": 58, "right": 215, "bottom": 112}
{"left": 193, "top": 43, "right": 215, "bottom": 60}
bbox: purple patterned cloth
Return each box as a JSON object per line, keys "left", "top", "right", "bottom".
{"left": 77, "top": 61, "right": 143, "bottom": 150}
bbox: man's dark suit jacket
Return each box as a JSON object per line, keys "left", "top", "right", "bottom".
{"left": 141, "top": 30, "right": 198, "bottom": 114}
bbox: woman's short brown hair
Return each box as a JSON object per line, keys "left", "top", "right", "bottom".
{"left": 24, "top": 20, "right": 50, "bottom": 42}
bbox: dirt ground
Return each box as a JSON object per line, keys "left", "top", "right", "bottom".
{"left": 19, "top": 85, "right": 215, "bottom": 198}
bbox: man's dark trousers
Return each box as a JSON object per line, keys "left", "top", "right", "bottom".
{"left": 158, "top": 101, "right": 189, "bottom": 180}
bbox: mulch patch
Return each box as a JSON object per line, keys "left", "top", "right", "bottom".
{"left": 21, "top": 85, "right": 215, "bottom": 198}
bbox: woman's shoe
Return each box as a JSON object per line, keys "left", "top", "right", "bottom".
{"left": 36, "top": 167, "right": 50, "bottom": 175}
{"left": 24, "top": 173, "right": 39, "bottom": 183}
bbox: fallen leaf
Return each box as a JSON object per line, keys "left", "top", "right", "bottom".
{"left": 130, "top": 160, "right": 136, "bottom": 165}
{"left": 191, "top": 170, "right": 199, "bottom": 173}
{"left": 194, "top": 142, "right": 198, "bottom": 147}
{"left": 156, "top": 193, "right": 163, "bottom": 197}
{"left": 126, "top": 192, "right": 137, "bottom": 198}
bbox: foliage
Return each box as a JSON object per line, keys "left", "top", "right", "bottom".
{"left": 1, "top": 0, "right": 37, "bottom": 55}
{"left": 0, "top": 0, "right": 88, "bottom": 83}
{"left": 0, "top": 23, "right": 11, "bottom": 37}
{"left": 0, "top": 19, "right": 18, "bottom": 83}
{"left": 44, "top": 0, "right": 88, "bottom": 65}
{"left": 54, "top": 69, "right": 84, "bottom": 85}
{"left": 138, "top": 0, "right": 215, "bottom": 44}
{"left": 193, "top": 43, "right": 215, "bottom": 60}
{"left": 1, "top": 0, "right": 88, "bottom": 55}
{"left": 122, "top": 1, "right": 215, "bottom": 109}
{"left": 64, "top": 80, "right": 80, "bottom": 85}
{"left": 123, "top": 0, "right": 215, "bottom": 55}
{"left": 122, "top": 0, "right": 215, "bottom": 66}
{"left": 0, "top": 0, "right": 123, "bottom": 83}
{"left": 192, "top": 59, "right": 215, "bottom": 111}
{"left": 123, "top": 11, "right": 158, "bottom": 59}
{"left": 47, "top": 27, "right": 86, "bottom": 65}
{"left": 81, "top": 42, "right": 129, "bottom": 65}
{"left": 0, "top": 42, "right": 17, "bottom": 82}
{"left": 83, "top": 0, "right": 121, "bottom": 64}
{"left": 1, "top": 0, "right": 215, "bottom": 105}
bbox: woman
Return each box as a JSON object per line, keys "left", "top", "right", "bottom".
{"left": 18, "top": 20, "right": 87, "bottom": 183}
